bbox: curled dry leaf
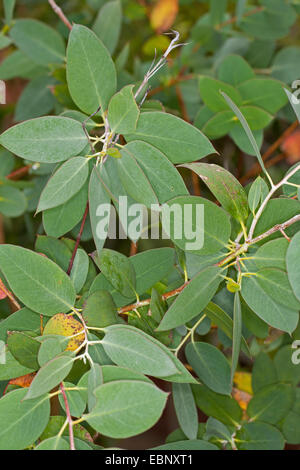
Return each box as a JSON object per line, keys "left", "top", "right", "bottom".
{"left": 9, "top": 372, "right": 36, "bottom": 388}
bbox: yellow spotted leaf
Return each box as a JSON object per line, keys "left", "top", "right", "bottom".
{"left": 234, "top": 371, "right": 253, "bottom": 394}
{"left": 43, "top": 313, "right": 84, "bottom": 352}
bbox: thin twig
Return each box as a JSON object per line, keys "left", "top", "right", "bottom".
{"left": 248, "top": 162, "right": 300, "bottom": 240}
{"left": 215, "top": 6, "right": 265, "bottom": 30}
{"left": 67, "top": 203, "right": 89, "bottom": 275}
{"left": 118, "top": 282, "right": 189, "bottom": 315}
{"left": 48, "top": 0, "right": 72, "bottom": 30}
{"left": 59, "top": 383, "right": 75, "bottom": 450}
{"left": 250, "top": 214, "right": 300, "bottom": 245}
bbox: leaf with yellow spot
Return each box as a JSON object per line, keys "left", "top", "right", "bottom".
{"left": 234, "top": 371, "right": 253, "bottom": 394}
{"left": 150, "top": 0, "right": 179, "bottom": 33}
{"left": 43, "top": 313, "right": 84, "bottom": 352}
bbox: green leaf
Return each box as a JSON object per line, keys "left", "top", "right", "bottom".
{"left": 285, "top": 88, "right": 300, "bottom": 123}
{"left": 78, "top": 366, "right": 151, "bottom": 404}
{"left": 231, "top": 292, "right": 242, "bottom": 385}
{"left": 248, "top": 176, "right": 269, "bottom": 214}
{"left": 241, "top": 273, "right": 298, "bottom": 333}
{"left": 0, "top": 389, "right": 50, "bottom": 450}
{"left": 239, "top": 0, "right": 296, "bottom": 41}
{"left": 282, "top": 410, "right": 300, "bottom": 445}
{"left": 157, "top": 267, "right": 222, "bottom": 331}
{"left": 274, "top": 345, "right": 300, "bottom": 387}
{"left": 221, "top": 93, "right": 271, "bottom": 182}
{"left": 0, "top": 50, "right": 46, "bottom": 80}
{"left": 241, "top": 298, "right": 268, "bottom": 339}
{"left": 35, "top": 235, "right": 72, "bottom": 271}
{"left": 235, "top": 422, "right": 285, "bottom": 450}
{"left": 14, "top": 76, "right": 55, "bottom": 122}
{"left": 87, "top": 363, "right": 103, "bottom": 411}
{"left": 237, "top": 78, "right": 288, "bottom": 114}
{"left": 172, "top": 383, "right": 198, "bottom": 440}
{"left": 0, "top": 245, "right": 76, "bottom": 315}
{"left": 85, "top": 380, "right": 168, "bottom": 438}
{"left": 252, "top": 353, "right": 277, "bottom": 394}
{"left": 43, "top": 183, "right": 88, "bottom": 239}
{"left": 92, "top": 0, "right": 122, "bottom": 55}
{"left": 0, "top": 349, "right": 35, "bottom": 380}
{"left": 255, "top": 268, "right": 300, "bottom": 311}
{"left": 0, "top": 117, "right": 88, "bottom": 163}
{"left": 101, "top": 324, "right": 178, "bottom": 377}
{"left": 35, "top": 437, "right": 70, "bottom": 450}
{"left": 117, "top": 147, "right": 159, "bottom": 208}
{"left": 37, "top": 157, "right": 89, "bottom": 213}
{"left": 247, "top": 383, "right": 294, "bottom": 424}
{"left": 89, "top": 166, "right": 111, "bottom": 255}
{"left": 124, "top": 112, "right": 216, "bottom": 164}
{"left": 287, "top": 231, "right": 300, "bottom": 302}
{"left": 10, "top": 19, "right": 65, "bottom": 65}
{"left": 252, "top": 198, "right": 300, "bottom": 243}
{"left": 0, "top": 186, "right": 27, "bottom": 217}
{"left": 217, "top": 54, "right": 255, "bottom": 86}
{"left": 38, "top": 337, "right": 64, "bottom": 367}
{"left": 205, "top": 417, "right": 233, "bottom": 444}
{"left": 192, "top": 384, "right": 242, "bottom": 427}
{"left": 271, "top": 46, "right": 300, "bottom": 83}
{"left": 204, "top": 302, "right": 250, "bottom": 355}
{"left": 161, "top": 196, "right": 231, "bottom": 255}
{"left": 230, "top": 127, "right": 263, "bottom": 156}
{"left": 83, "top": 290, "right": 119, "bottom": 328}
{"left": 108, "top": 85, "right": 139, "bottom": 134}
{"left": 97, "top": 248, "right": 136, "bottom": 298}
{"left": 66, "top": 24, "right": 117, "bottom": 114}
{"left": 70, "top": 249, "right": 89, "bottom": 293}
{"left": 25, "top": 354, "right": 75, "bottom": 399}
{"left": 186, "top": 342, "right": 231, "bottom": 395}
{"left": 121, "top": 141, "right": 188, "bottom": 203}
{"left": 199, "top": 76, "right": 242, "bottom": 112}
{"left": 0, "top": 307, "right": 40, "bottom": 342}
{"left": 90, "top": 248, "right": 175, "bottom": 305}
{"left": 181, "top": 163, "right": 249, "bottom": 223}
{"left": 152, "top": 440, "right": 218, "bottom": 450}
{"left": 7, "top": 331, "right": 40, "bottom": 370}
{"left": 3, "top": 0, "right": 15, "bottom": 24}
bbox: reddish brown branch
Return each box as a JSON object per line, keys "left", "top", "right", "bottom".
{"left": 175, "top": 85, "right": 190, "bottom": 123}
{"left": 6, "top": 165, "right": 32, "bottom": 180}
{"left": 130, "top": 242, "right": 138, "bottom": 256}
{"left": 262, "top": 121, "right": 298, "bottom": 162}
{"left": 59, "top": 383, "right": 75, "bottom": 450}
{"left": 67, "top": 203, "right": 89, "bottom": 275}
{"left": 48, "top": 0, "right": 72, "bottom": 31}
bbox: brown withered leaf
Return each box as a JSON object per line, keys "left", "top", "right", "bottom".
{"left": 9, "top": 372, "right": 36, "bottom": 388}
